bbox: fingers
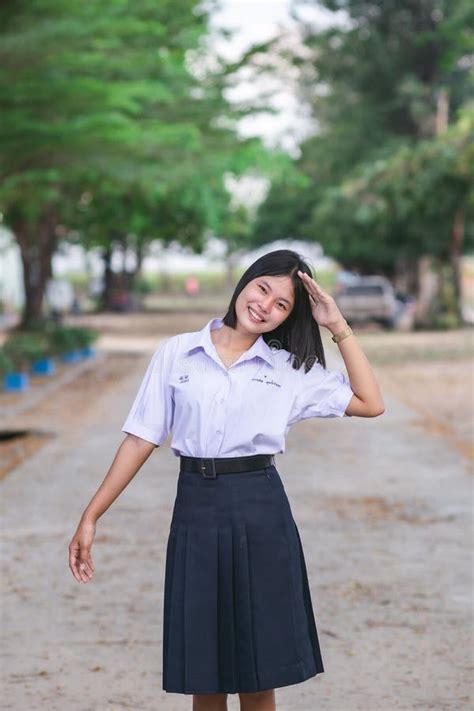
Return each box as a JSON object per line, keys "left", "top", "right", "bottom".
{"left": 69, "top": 538, "right": 95, "bottom": 583}
{"left": 79, "top": 558, "right": 95, "bottom": 582}
{"left": 297, "top": 270, "right": 328, "bottom": 300}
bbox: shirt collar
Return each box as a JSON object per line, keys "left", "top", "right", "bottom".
{"left": 184, "top": 317, "right": 275, "bottom": 369}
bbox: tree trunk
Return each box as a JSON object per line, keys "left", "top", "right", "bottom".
{"left": 14, "top": 207, "right": 59, "bottom": 329}
{"left": 435, "top": 88, "right": 449, "bottom": 136}
{"left": 448, "top": 205, "right": 465, "bottom": 323}
{"left": 414, "top": 254, "right": 439, "bottom": 327}
{"left": 126, "top": 240, "right": 145, "bottom": 299}
{"left": 393, "top": 255, "right": 418, "bottom": 295}
{"left": 100, "top": 245, "right": 114, "bottom": 310}
{"left": 135, "top": 240, "right": 144, "bottom": 278}
{"left": 119, "top": 236, "right": 128, "bottom": 276}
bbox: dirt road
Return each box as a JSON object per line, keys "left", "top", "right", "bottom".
{"left": 1, "top": 314, "right": 472, "bottom": 710}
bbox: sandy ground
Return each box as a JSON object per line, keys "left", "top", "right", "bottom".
{"left": 1, "top": 312, "right": 473, "bottom": 710}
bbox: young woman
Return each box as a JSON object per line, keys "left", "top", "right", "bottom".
{"left": 69, "top": 249, "right": 384, "bottom": 711}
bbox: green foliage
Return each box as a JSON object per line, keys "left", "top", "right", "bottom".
{"left": 1, "top": 1, "right": 220, "bottom": 216}
{"left": 255, "top": 0, "right": 474, "bottom": 273}
{"left": 2, "top": 333, "right": 51, "bottom": 370}
{"left": 44, "top": 324, "right": 98, "bottom": 353}
{"left": 253, "top": 171, "right": 313, "bottom": 245}
{"left": 308, "top": 108, "right": 474, "bottom": 269}
{"left": 0, "top": 0, "right": 279, "bottom": 324}
{"left": 63, "top": 326, "right": 99, "bottom": 348}
{"left": 0, "top": 349, "right": 14, "bottom": 375}
{"left": 430, "top": 263, "right": 462, "bottom": 329}
{"left": 1, "top": 324, "right": 99, "bottom": 368}
{"left": 293, "top": 0, "right": 473, "bottom": 147}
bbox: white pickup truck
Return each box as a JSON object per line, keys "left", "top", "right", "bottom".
{"left": 334, "top": 276, "right": 410, "bottom": 329}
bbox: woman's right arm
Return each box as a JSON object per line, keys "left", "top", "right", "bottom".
{"left": 68, "top": 434, "right": 156, "bottom": 584}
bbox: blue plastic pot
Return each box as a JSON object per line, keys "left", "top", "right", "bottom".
{"left": 59, "top": 350, "right": 82, "bottom": 363}
{"left": 31, "top": 357, "right": 56, "bottom": 375}
{"left": 80, "top": 346, "right": 96, "bottom": 359}
{"left": 4, "top": 372, "right": 30, "bottom": 392}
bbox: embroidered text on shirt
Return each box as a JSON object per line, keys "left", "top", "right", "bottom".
{"left": 251, "top": 377, "right": 281, "bottom": 388}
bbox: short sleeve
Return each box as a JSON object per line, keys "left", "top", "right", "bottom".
{"left": 121, "top": 338, "right": 175, "bottom": 446}
{"left": 287, "top": 362, "right": 354, "bottom": 424}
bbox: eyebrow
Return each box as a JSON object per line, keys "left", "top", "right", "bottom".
{"left": 260, "top": 280, "right": 293, "bottom": 306}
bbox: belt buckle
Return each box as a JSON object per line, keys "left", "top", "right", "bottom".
{"left": 199, "top": 457, "right": 217, "bottom": 479}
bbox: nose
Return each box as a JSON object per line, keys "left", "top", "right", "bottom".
{"left": 259, "top": 296, "right": 272, "bottom": 313}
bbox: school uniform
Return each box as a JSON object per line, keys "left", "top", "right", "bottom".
{"left": 122, "top": 317, "right": 354, "bottom": 695}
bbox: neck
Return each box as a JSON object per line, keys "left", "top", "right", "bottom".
{"left": 213, "top": 322, "right": 259, "bottom": 351}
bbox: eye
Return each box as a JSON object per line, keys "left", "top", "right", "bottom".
{"left": 259, "top": 284, "right": 286, "bottom": 309}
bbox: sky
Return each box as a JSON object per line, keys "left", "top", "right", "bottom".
{"left": 206, "top": 0, "right": 309, "bottom": 209}
{"left": 210, "top": 0, "right": 304, "bottom": 155}
{"left": 209, "top": 0, "right": 344, "bottom": 155}
{"left": 207, "top": 1, "right": 345, "bottom": 208}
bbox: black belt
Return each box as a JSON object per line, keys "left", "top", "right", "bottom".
{"left": 179, "top": 454, "right": 275, "bottom": 479}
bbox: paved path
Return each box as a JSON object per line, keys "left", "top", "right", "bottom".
{"left": 1, "top": 347, "right": 472, "bottom": 710}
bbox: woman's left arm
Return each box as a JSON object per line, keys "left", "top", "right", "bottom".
{"left": 298, "top": 270, "right": 385, "bottom": 418}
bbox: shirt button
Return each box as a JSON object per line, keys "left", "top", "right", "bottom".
{"left": 216, "top": 429, "right": 222, "bottom": 435}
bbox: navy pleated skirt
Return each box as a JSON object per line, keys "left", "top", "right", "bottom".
{"left": 162, "top": 460, "right": 324, "bottom": 695}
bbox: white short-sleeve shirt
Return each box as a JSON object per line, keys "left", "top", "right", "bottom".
{"left": 121, "top": 317, "right": 354, "bottom": 458}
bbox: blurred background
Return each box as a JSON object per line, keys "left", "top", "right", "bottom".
{"left": 1, "top": 1, "right": 473, "bottom": 709}
{"left": 1, "top": 0, "right": 473, "bottom": 331}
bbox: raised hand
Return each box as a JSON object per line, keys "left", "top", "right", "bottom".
{"left": 297, "top": 270, "right": 347, "bottom": 332}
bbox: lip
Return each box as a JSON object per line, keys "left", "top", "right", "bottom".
{"left": 248, "top": 305, "right": 265, "bottom": 323}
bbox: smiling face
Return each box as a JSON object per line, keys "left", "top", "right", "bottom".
{"left": 234, "top": 275, "right": 295, "bottom": 334}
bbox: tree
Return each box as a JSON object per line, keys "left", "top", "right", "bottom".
{"left": 310, "top": 108, "right": 474, "bottom": 324}
{"left": 254, "top": 0, "right": 474, "bottom": 323}
{"left": 72, "top": 178, "right": 219, "bottom": 308}
{"left": 291, "top": 0, "right": 473, "bottom": 147}
{"left": 0, "top": 0, "right": 272, "bottom": 324}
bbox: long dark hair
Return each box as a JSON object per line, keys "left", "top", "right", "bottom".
{"left": 222, "top": 249, "right": 327, "bottom": 372}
